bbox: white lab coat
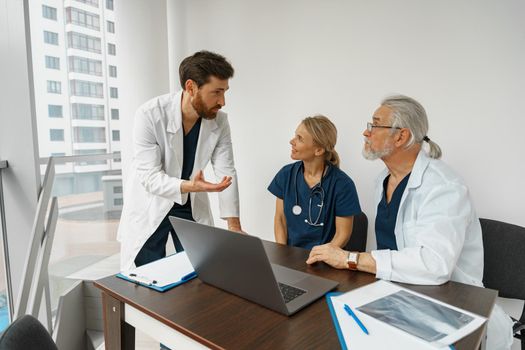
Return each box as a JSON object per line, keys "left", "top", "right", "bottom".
{"left": 370, "top": 150, "right": 513, "bottom": 349}
{"left": 117, "top": 91, "right": 239, "bottom": 271}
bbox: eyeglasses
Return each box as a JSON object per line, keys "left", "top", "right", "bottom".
{"left": 366, "top": 122, "right": 402, "bottom": 133}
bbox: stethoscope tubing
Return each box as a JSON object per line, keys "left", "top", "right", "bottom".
{"left": 292, "top": 162, "right": 327, "bottom": 227}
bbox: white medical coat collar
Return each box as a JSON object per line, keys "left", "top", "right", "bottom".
{"left": 374, "top": 150, "right": 432, "bottom": 250}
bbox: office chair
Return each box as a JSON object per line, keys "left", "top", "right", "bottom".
{"left": 0, "top": 314, "right": 57, "bottom": 350}
{"left": 344, "top": 212, "right": 368, "bottom": 252}
{"left": 480, "top": 218, "right": 525, "bottom": 349}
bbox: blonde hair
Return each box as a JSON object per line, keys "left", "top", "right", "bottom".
{"left": 301, "top": 115, "right": 340, "bottom": 168}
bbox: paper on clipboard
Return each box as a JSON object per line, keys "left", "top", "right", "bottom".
{"left": 326, "top": 280, "right": 486, "bottom": 350}
{"left": 118, "top": 251, "right": 196, "bottom": 290}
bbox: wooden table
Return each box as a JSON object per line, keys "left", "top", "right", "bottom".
{"left": 94, "top": 240, "right": 496, "bottom": 349}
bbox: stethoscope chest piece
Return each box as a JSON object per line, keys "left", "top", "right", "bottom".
{"left": 291, "top": 162, "right": 328, "bottom": 226}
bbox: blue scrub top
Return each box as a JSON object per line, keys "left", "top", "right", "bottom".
{"left": 171, "top": 118, "right": 202, "bottom": 216}
{"left": 268, "top": 161, "right": 361, "bottom": 249}
{"left": 375, "top": 173, "right": 411, "bottom": 250}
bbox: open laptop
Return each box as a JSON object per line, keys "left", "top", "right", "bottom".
{"left": 169, "top": 217, "right": 339, "bottom": 316}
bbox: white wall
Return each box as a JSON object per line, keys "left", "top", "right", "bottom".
{"left": 166, "top": 0, "right": 187, "bottom": 92}
{"left": 115, "top": 0, "right": 170, "bottom": 182}
{"left": 174, "top": 0, "right": 525, "bottom": 245}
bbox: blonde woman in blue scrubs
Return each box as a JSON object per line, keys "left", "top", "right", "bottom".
{"left": 268, "top": 115, "right": 361, "bottom": 249}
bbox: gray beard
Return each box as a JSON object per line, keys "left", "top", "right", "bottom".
{"left": 362, "top": 144, "right": 393, "bottom": 160}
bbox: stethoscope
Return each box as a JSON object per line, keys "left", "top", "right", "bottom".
{"left": 292, "top": 162, "right": 327, "bottom": 227}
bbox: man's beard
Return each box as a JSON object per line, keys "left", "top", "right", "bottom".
{"left": 362, "top": 139, "right": 393, "bottom": 160}
{"left": 192, "top": 93, "right": 220, "bottom": 120}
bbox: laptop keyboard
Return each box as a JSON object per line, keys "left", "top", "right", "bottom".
{"left": 278, "top": 282, "right": 306, "bottom": 303}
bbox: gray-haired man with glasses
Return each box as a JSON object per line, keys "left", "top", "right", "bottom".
{"left": 307, "top": 95, "right": 513, "bottom": 349}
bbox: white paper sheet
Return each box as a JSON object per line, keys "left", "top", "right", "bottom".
{"left": 329, "top": 280, "right": 487, "bottom": 349}
{"left": 121, "top": 251, "right": 195, "bottom": 287}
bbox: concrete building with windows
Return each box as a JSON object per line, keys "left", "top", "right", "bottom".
{"left": 30, "top": 0, "right": 121, "bottom": 195}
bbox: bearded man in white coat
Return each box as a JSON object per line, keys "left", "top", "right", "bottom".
{"left": 306, "top": 95, "right": 513, "bottom": 349}
{"left": 118, "top": 51, "right": 243, "bottom": 271}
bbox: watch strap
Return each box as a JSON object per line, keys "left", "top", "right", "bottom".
{"left": 347, "top": 251, "right": 359, "bottom": 270}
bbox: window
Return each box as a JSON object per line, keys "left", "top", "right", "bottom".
{"left": 48, "top": 105, "right": 63, "bottom": 118}
{"left": 74, "top": 0, "right": 99, "bottom": 7}
{"left": 108, "top": 65, "right": 117, "bottom": 77}
{"left": 110, "top": 108, "right": 119, "bottom": 120}
{"left": 42, "top": 5, "right": 57, "bottom": 20}
{"left": 47, "top": 80, "right": 61, "bottom": 94}
{"left": 73, "top": 127, "right": 106, "bottom": 143}
{"left": 43, "top": 31, "right": 58, "bottom": 45}
{"left": 68, "top": 56, "right": 102, "bottom": 76}
{"left": 110, "top": 87, "right": 118, "bottom": 98}
{"left": 45, "top": 56, "right": 60, "bottom": 69}
{"left": 107, "top": 43, "right": 116, "bottom": 55}
{"left": 50, "top": 129, "right": 64, "bottom": 141}
{"left": 112, "top": 130, "right": 120, "bottom": 141}
{"left": 74, "top": 149, "right": 106, "bottom": 155}
{"left": 65, "top": 7, "right": 100, "bottom": 30}
{"left": 113, "top": 186, "right": 123, "bottom": 194}
{"left": 114, "top": 198, "right": 123, "bottom": 206}
{"left": 107, "top": 20, "right": 115, "bottom": 33}
{"left": 113, "top": 151, "right": 121, "bottom": 162}
{"left": 67, "top": 32, "right": 101, "bottom": 53}
{"left": 73, "top": 148, "right": 107, "bottom": 165}
{"left": 70, "top": 80, "right": 103, "bottom": 98}
{"left": 106, "top": 0, "right": 114, "bottom": 10}
{"left": 71, "top": 103, "right": 104, "bottom": 120}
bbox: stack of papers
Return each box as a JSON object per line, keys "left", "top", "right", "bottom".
{"left": 117, "top": 251, "right": 196, "bottom": 292}
{"left": 326, "top": 280, "right": 486, "bottom": 349}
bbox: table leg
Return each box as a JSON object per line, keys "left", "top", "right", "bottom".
{"left": 102, "top": 292, "right": 136, "bottom": 350}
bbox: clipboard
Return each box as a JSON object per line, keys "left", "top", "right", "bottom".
{"left": 326, "top": 292, "right": 348, "bottom": 350}
{"left": 117, "top": 251, "right": 196, "bottom": 292}
{"left": 326, "top": 281, "right": 485, "bottom": 349}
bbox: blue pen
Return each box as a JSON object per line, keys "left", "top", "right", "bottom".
{"left": 344, "top": 304, "right": 369, "bottom": 335}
